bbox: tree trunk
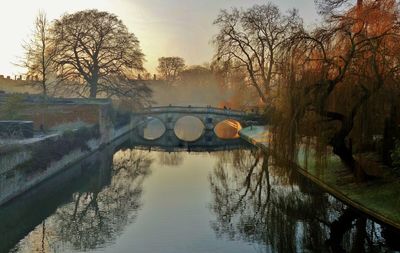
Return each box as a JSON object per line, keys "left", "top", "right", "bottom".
{"left": 382, "top": 105, "right": 399, "bottom": 165}
{"left": 89, "top": 69, "right": 99, "bottom": 98}
{"left": 330, "top": 133, "right": 355, "bottom": 168}
{"left": 351, "top": 218, "right": 367, "bottom": 253}
{"left": 89, "top": 79, "right": 98, "bottom": 98}
{"left": 327, "top": 208, "right": 358, "bottom": 252}
{"left": 42, "top": 80, "right": 47, "bottom": 96}
{"left": 328, "top": 113, "right": 368, "bottom": 180}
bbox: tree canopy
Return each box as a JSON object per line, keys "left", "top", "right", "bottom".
{"left": 213, "top": 4, "right": 302, "bottom": 104}
{"left": 52, "top": 9, "right": 145, "bottom": 98}
{"left": 156, "top": 56, "right": 185, "bottom": 84}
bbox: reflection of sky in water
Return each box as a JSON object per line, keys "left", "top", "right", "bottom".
{"left": 6, "top": 145, "right": 398, "bottom": 252}
{"left": 108, "top": 151, "right": 258, "bottom": 253}
{"left": 174, "top": 116, "right": 204, "bottom": 141}
{"left": 11, "top": 150, "right": 263, "bottom": 253}
{"left": 106, "top": 151, "right": 237, "bottom": 252}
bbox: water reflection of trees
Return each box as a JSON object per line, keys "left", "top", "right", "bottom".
{"left": 158, "top": 152, "right": 184, "bottom": 166}
{"left": 209, "top": 149, "right": 398, "bottom": 252}
{"left": 14, "top": 149, "right": 153, "bottom": 252}
{"left": 58, "top": 149, "right": 152, "bottom": 250}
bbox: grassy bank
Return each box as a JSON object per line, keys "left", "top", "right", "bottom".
{"left": 239, "top": 126, "right": 400, "bottom": 230}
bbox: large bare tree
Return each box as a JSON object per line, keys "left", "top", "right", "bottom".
{"left": 213, "top": 3, "right": 302, "bottom": 104}
{"left": 52, "top": 10, "right": 145, "bottom": 98}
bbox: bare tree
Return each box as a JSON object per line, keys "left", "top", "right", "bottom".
{"left": 52, "top": 9, "right": 145, "bottom": 98}
{"left": 315, "top": 0, "right": 352, "bottom": 14}
{"left": 213, "top": 3, "right": 302, "bottom": 104}
{"left": 20, "top": 11, "right": 57, "bottom": 96}
{"left": 156, "top": 56, "right": 185, "bottom": 84}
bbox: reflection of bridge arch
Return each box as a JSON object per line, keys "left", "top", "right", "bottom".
{"left": 125, "top": 128, "right": 251, "bottom": 153}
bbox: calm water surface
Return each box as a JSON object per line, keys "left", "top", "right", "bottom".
{"left": 1, "top": 121, "right": 400, "bottom": 253}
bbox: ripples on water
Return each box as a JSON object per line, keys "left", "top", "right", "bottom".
{"left": 1, "top": 131, "right": 400, "bottom": 253}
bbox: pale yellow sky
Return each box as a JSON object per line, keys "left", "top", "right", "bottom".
{"left": 0, "top": 0, "right": 319, "bottom": 76}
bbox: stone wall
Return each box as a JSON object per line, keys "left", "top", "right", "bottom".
{"left": 19, "top": 104, "right": 102, "bottom": 130}
{"left": 0, "top": 94, "right": 111, "bottom": 131}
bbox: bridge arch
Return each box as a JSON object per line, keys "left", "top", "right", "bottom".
{"left": 173, "top": 115, "right": 205, "bottom": 142}
{"left": 214, "top": 119, "right": 242, "bottom": 139}
{"left": 137, "top": 116, "right": 166, "bottom": 141}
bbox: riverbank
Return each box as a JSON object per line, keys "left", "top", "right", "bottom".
{"left": 0, "top": 120, "right": 136, "bottom": 206}
{"left": 239, "top": 125, "right": 400, "bottom": 230}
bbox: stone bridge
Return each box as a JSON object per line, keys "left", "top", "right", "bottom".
{"left": 132, "top": 106, "right": 258, "bottom": 131}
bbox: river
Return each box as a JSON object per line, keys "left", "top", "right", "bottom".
{"left": 0, "top": 120, "right": 399, "bottom": 253}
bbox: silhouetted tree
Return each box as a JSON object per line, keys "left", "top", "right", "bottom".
{"left": 20, "top": 11, "right": 57, "bottom": 96}
{"left": 213, "top": 3, "right": 302, "bottom": 104}
{"left": 157, "top": 56, "right": 185, "bottom": 84}
{"left": 52, "top": 10, "right": 145, "bottom": 98}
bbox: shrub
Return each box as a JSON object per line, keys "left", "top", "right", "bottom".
{"left": 16, "top": 124, "right": 100, "bottom": 175}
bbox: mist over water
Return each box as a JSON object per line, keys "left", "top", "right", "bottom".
{"left": 148, "top": 75, "right": 237, "bottom": 108}
{"left": 151, "top": 64, "right": 264, "bottom": 110}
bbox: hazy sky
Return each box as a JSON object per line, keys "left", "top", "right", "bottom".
{"left": 0, "top": 0, "right": 319, "bottom": 76}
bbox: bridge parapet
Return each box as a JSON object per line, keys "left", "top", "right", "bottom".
{"left": 135, "top": 106, "right": 247, "bottom": 117}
